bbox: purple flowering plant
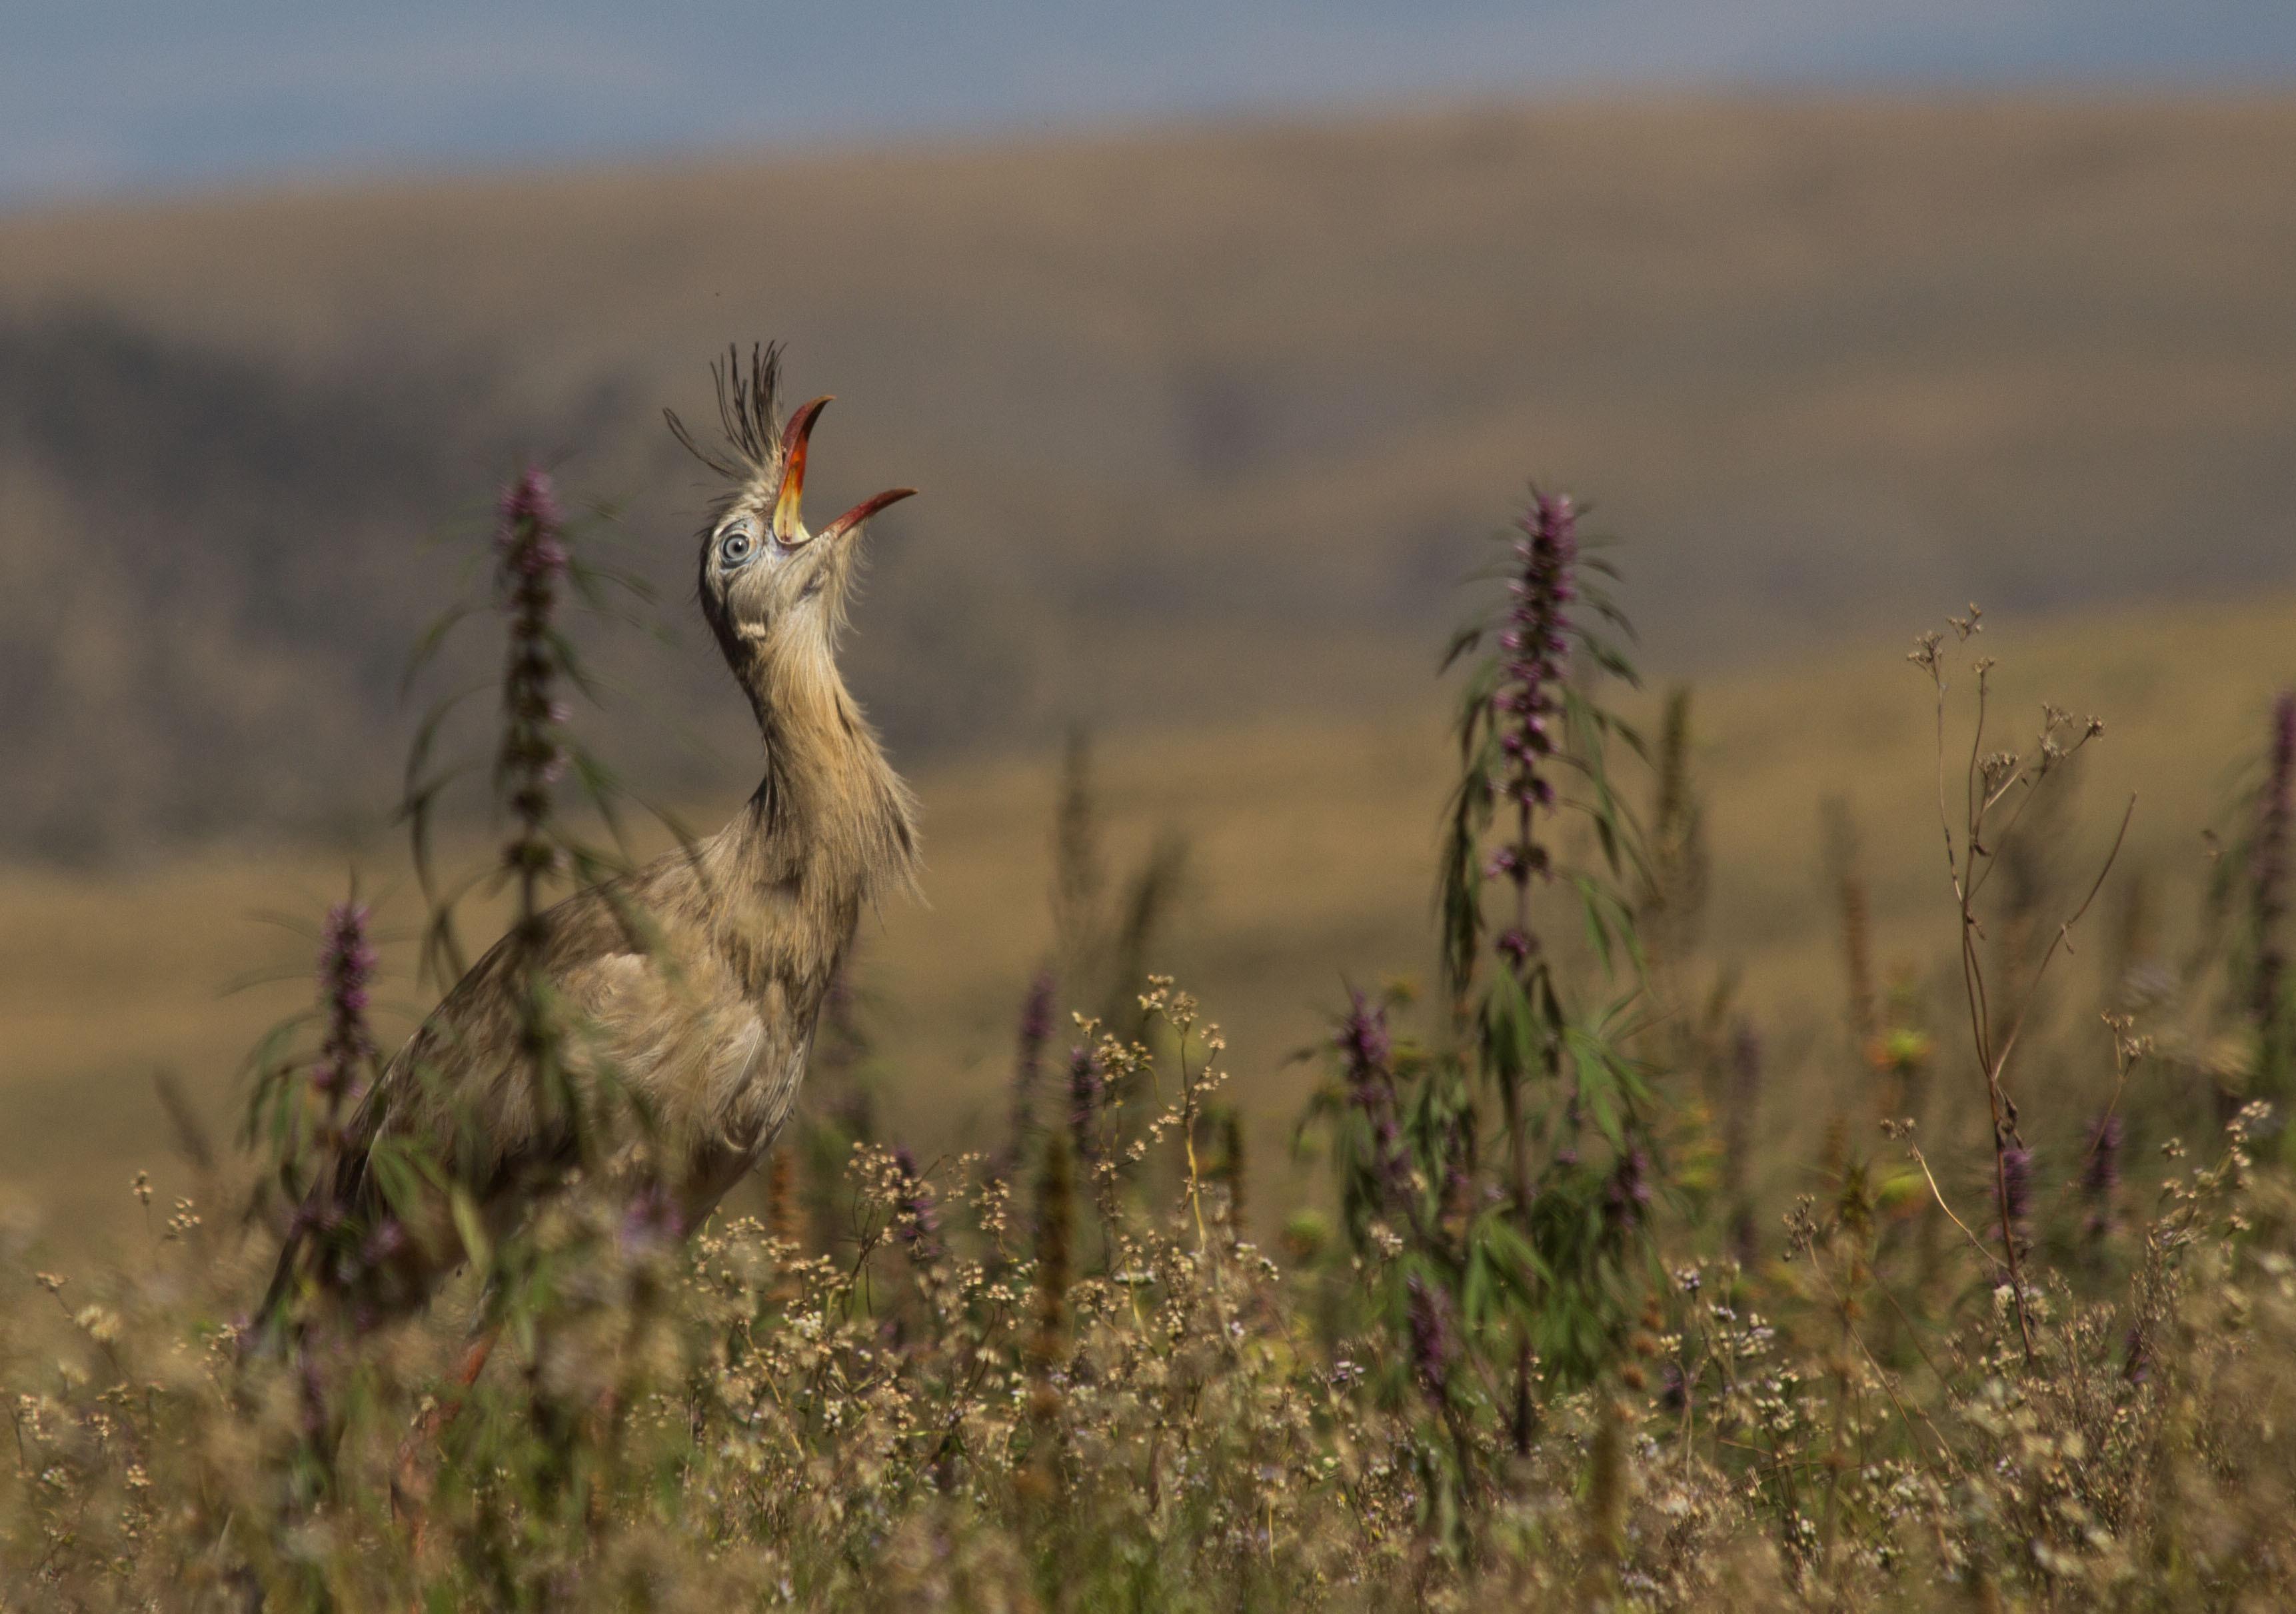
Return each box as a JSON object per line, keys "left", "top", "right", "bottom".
{"left": 241, "top": 893, "right": 386, "bottom": 1241}
{"left": 1304, "top": 486, "right": 1658, "bottom": 1478}
{"left": 2185, "top": 687, "right": 2296, "bottom": 1150}
{"left": 242, "top": 466, "right": 666, "bottom": 1351}
{"left": 2250, "top": 692, "right": 2295, "bottom": 1116}
{"left": 1436, "top": 490, "right": 1662, "bottom": 1384}
{"left": 399, "top": 464, "right": 655, "bottom": 996}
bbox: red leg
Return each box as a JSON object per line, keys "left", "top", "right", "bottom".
{"left": 392, "top": 1324, "right": 501, "bottom": 1535}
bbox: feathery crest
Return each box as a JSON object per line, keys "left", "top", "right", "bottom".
{"left": 663, "top": 341, "right": 787, "bottom": 480}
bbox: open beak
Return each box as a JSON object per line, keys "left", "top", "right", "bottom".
{"left": 772, "top": 395, "right": 832, "bottom": 541}
{"left": 820, "top": 486, "right": 918, "bottom": 544}
{"left": 774, "top": 394, "right": 914, "bottom": 544}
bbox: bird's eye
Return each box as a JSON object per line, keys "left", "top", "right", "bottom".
{"left": 718, "top": 526, "right": 757, "bottom": 566}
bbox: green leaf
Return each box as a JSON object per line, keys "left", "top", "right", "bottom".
{"left": 449, "top": 1185, "right": 494, "bottom": 1278}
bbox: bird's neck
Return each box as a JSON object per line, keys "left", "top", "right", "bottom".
{"left": 728, "top": 636, "right": 916, "bottom": 908}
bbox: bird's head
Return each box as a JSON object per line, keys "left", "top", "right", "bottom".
{"left": 669, "top": 345, "right": 916, "bottom": 674}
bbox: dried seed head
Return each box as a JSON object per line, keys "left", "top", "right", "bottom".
{"left": 890, "top": 1147, "right": 942, "bottom": 1263}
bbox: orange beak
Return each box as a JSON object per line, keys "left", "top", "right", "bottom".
{"left": 820, "top": 486, "right": 918, "bottom": 544}
{"left": 772, "top": 395, "right": 832, "bottom": 541}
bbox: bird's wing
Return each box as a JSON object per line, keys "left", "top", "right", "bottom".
{"left": 559, "top": 943, "right": 781, "bottom": 1146}
{"left": 273, "top": 849, "right": 788, "bottom": 1317}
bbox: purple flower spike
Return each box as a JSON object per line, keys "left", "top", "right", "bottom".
{"left": 1480, "top": 488, "right": 1580, "bottom": 977}
{"left": 361, "top": 1217, "right": 407, "bottom": 1267}
{"left": 1604, "top": 1147, "right": 1652, "bottom": 1233}
{"left": 2083, "top": 1114, "right": 2123, "bottom": 1200}
{"left": 1068, "top": 1045, "right": 1103, "bottom": 1165}
{"left": 1999, "top": 1144, "right": 2033, "bottom": 1248}
{"left": 1336, "top": 990, "right": 1392, "bottom": 1072}
{"left": 2083, "top": 1112, "right": 2122, "bottom": 1239}
{"left": 1659, "top": 1359, "right": 1688, "bottom": 1413}
{"left": 495, "top": 466, "right": 573, "bottom": 892}
{"left": 498, "top": 468, "right": 568, "bottom": 581}
{"left": 999, "top": 970, "right": 1058, "bottom": 1177}
{"left": 1488, "top": 492, "right": 1579, "bottom": 812}
{"left": 2253, "top": 692, "right": 2295, "bottom": 1052}
{"left": 311, "top": 902, "right": 377, "bottom": 1108}
{"left": 1406, "top": 1275, "right": 1454, "bottom": 1403}
{"left": 620, "top": 1182, "right": 686, "bottom": 1254}
{"left": 1336, "top": 990, "right": 1411, "bottom": 1211}
{"left": 1010, "top": 970, "right": 1055, "bottom": 1155}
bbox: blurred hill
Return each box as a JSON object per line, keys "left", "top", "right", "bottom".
{"left": 4, "top": 95, "right": 2295, "bottom": 859}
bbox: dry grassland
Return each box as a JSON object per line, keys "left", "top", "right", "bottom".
{"left": 7, "top": 590, "right": 2292, "bottom": 1253}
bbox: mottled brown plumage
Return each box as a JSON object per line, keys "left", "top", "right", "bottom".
{"left": 267, "top": 346, "right": 918, "bottom": 1324}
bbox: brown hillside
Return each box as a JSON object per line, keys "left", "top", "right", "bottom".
{"left": 3, "top": 96, "right": 2294, "bottom": 856}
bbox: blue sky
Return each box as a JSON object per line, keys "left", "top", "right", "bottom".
{"left": 6, "top": 1, "right": 2293, "bottom": 203}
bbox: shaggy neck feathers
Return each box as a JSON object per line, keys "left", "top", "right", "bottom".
{"left": 709, "top": 631, "right": 917, "bottom": 1002}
